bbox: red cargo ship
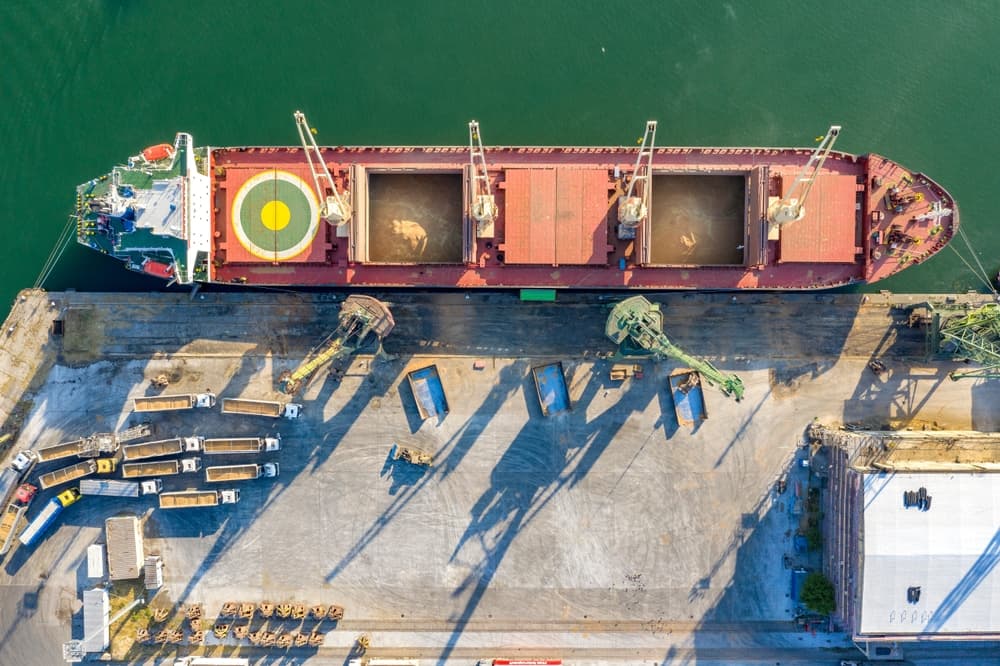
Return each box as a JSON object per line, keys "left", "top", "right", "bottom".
{"left": 74, "top": 116, "right": 957, "bottom": 290}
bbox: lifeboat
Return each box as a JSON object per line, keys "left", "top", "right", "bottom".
{"left": 141, "top": 143, "right": 175, "bottom": 162}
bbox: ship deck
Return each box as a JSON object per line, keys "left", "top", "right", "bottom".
{"left": 207, "top": 144, "right": 956, "bottom": 290}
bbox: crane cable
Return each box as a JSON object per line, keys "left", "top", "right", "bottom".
{"left": 34, "top": 216, "right": 77, "bottom": 288}
{"left": 946, "top": 225, "right": 997, "bottom": 295}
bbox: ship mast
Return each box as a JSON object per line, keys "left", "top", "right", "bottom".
{"left": 294, "top": 110, "right": 352, "bottom": 225}
{"left": 768, "top": 125, "right": 841, "bottom": 227}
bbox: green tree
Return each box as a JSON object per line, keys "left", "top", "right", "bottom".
{"left": 801, "top": 572, "right": 835, "bottom": 615}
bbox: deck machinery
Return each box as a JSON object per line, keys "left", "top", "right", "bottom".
{"left": 279, "top": 295, "right": 394, "bottom": 394}
{"left": 606, "top": 295, "right": 745, "bottom": 400}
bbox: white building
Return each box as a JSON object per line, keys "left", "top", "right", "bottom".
{"left": 81, "top": 587, "right": 109, "bottom": 653}
{"left": 856, "top": 471, "right": 1000, "bottom": 640}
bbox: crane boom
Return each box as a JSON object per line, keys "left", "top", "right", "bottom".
{"left": 293, "top": 110, "right": 352, "bottom": 225}
{"left": 606, "top": 296, "right": 744, "bottom": 400}
{"left": 617, "top": 121, "right": 657, "bottom": 238}
{"left": 279, "top": 296, "right": 394, "bottom": 394}
{"left": 468, "top": 120, "right": 497, "bottom": 237}
{"left": 768, "top": 125, "right": 841, "bottom": 226}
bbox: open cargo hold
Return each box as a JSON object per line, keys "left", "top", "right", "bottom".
{"left": 668, "top": 370, "right": 708, "bottom": 426}
{"left": 531, "top": 362, "right": 571, "bottom": 417}
{"left": 38, "top": 460, "right": 97, "bottom": 490}
{"left": 406, "top": 365, "right": 449, "bottom": 420}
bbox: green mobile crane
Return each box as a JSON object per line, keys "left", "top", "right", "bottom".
{"left": 916, "top": 302, "right": 1000, "bottom": 380}
{"left": 606, "top": 295, "right": 745, "bottom": 400}
{"left": 278, "top": 295, "right": 394, "bottom": 394}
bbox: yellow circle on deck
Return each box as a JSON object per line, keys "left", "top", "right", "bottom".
{"left": 260, "top": 200, "right": 291, "bottom": 231}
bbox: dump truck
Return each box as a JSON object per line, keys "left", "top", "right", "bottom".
{"left": 221, "top": 398, "right": 301, "bottom": 419}
{"left": 0, "top": 484, "right": 37, "bottom": 555}
{"left": 202, "top": 435, "right": 281, "bottom": 455}
{"left": 19, "top": 488, "right": 81, "bottom": 548}
{"left": 132, "top": 392, "right": 216, "bottom": 413}
{"left": 38, "top": 460, "right": 97, "bottom": 490}
{"left": 159, "top": 489, "right": 240, "bottom": 509}
{"left": 122, "top": 457, "right": 201, "bottom": 479}
{"left": 205, "top": 462, "right": 279, "bottom": 483}
{"left": 122, "top": 436, "right": 203, "bottom": 461}
{"left": 36, "top": 439, "right": 87, "bottom": 463}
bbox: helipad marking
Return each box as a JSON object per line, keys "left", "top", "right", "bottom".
{"left": 231, "top": 170, "right": 319, "bottom": 261}
{"left": 261, "top": 200, "right": 291, "bottom": 231}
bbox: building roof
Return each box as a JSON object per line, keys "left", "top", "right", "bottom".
{"left": 104, "top": 516, "right": 144, "bottom": 581}
{"left": 86, "top": 544, "right": 105, "bottom": 579}
{"left": 81, "top": 587, "right": 109, "bottom": 652}
{"left": 859, "top": 471, "right": 1000, "bottom": 637}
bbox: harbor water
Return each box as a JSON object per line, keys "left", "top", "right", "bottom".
{"left": 1, "top": 0, "right": 997, "bottom": 311}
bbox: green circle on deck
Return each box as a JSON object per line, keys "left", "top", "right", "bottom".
{"left": 231, "top": 170, "right": 319, "bottom": 260}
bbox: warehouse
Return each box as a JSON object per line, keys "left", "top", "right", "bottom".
{"left": 104, "top": 516, "right": 144, "bottom": 581}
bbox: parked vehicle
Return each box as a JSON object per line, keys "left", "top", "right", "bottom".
{"left": 204, "top": 463, "right": 279, "bottom": 483}
{"left": 221, "top": 398, "right": 301, "bottom": 419}
{"left": 132, "top": 392, "right": 216, "bottom": 413}
{"left": 122, "top": 458, "right": 201, "bottom": 479}
{"left": 19, "top": 488, "right": 81, "bottom": 547}
{"left": 121, "top": 437, "right": 202, "bottom": 461}
{"left": 159, "top": 489, "right": 240, "bottom": 509}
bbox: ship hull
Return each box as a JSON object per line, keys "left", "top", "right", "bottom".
{"left": 74, "top": 134, "right": 958, "bottom": 291}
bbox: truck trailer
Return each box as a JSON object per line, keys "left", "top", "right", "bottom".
{"left": 202, "top": 435, "right": 281, "bottom": 455}
{"left": 158, "top": 489, "right": 240, "bottom": 509}
{"left": 122, "top": 458, "right": 201, "bottom": 479}
{"left": 121, "top": 437, "right": 203, "bottom": 461}
{"left": 0, "top": 484, "right": 37, "bottom": 555}
{"left": 36, "top": 439, "right": 87, "bottom": 463}
{"left": 38, "top": 460, "right": 97, "bottom": 490}
{"left": 204, "top": 463, "right": 279, "bottom": 483}
{"left": 19, "top": 488, "right": 81, "bottom": 547}
{"left": 221, "top": 398, "right": 301, "bottom": 419}
{"left": 132, "top": 392, "right": 216, "bottom": 413}
{"left": 79, "top": 478, "right": 161, "bottom": 497}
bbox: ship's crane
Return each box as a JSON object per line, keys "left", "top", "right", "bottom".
{"left": 294, "top": 110, "right": 352, "bottom": 225}
{"left": 768, "top": 125, "right": 841, "bottom": 227}
{"left": 617, "top": 121, "right": 658, "bottom": 239}
{"left": 468, "top": 120, "right": 497, "bottom": 237}
{"left": 606, "top": 295, "right": 745, "bottom": 400}
{"left": 279, "top": 296, "right": 394, "bottom": 394}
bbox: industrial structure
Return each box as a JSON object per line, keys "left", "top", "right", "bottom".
{"left": 279, "top": 295, "right": 393, "bottom": 394}
{"left": 814, "top": 426, "right": 1000, "bottom": 653}
{"left": 105, "top": 516, "right": 144, "bottom": 580}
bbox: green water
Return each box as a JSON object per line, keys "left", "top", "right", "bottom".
{"left": 2, "top": 0, "right": 998, "bottom": 312}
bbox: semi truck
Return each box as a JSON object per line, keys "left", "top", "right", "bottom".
{"left": 158, "top": 489, "right": 240, "bottom": 509}
{"left": 122, "top": 457, "right": 201, "bottom": 479}
{"left": 0, "top": 484, "right": 37, "bottom": 555}
{"left": 202, "top": 435, "right": 281, "bottom": 455}
{"left": 19, "top": 488, "right": 81, "bottom": 548}
{"left": 0, "top": 451, "right": 36, "bottom": 510}
{"left": 38, "top": 460, "right": 98, "bottom": 490}
{"left": 121, "top": 436, "right": 203, "bottom": 461}
{"left": 221, "top": 398, "right": 301, "bottom": 419}
{"left": 132, "top": 392, "right": 216, "bottom": 413}
{"left": 205, "top": 462, "right": 279, "bottom": 483}
{"left": 79, "top": 478, "right": 162, "bottom": 497}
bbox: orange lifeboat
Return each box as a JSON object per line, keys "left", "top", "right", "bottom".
{"left": 142, "top": 143, "right": 175, "bottom": 162}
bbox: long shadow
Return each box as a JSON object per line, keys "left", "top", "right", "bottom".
{"left": 324, "top": 361, "right": 528, "bottom": 583}
{"left": 438, "top": 368, "right": 657, "bottom": 664}
{"left": 923, "top": 527, "right": 1000, "bottom": 633}
{"left": 713, "top": 386, "right": 772, "bottom": 469}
